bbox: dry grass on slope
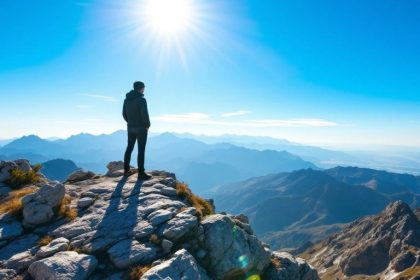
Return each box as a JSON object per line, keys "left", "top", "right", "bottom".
{"left": 129, "top": 264, "right": 153, "bottom": 280}
{"left": 38, "top": 235, "right": 54, "bottom": 246}
{"left": 0, "top": 187, "right": 37, "bottom": 216}
{"left": 58, "top": 195, "right": 78, "bottom": 220}
{"left": 175, "top": 182, "right": 214, "bottom": 220}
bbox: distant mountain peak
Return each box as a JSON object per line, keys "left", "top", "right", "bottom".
{"left": 304, "top": 200, "right": 420, "bottom": 278}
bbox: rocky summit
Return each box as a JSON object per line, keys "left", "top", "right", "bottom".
{"left": 0, "top": 160, "right": 319, "bottom": 280}
{"left": 302, "top": 200, "right": 420, "bottom": 279}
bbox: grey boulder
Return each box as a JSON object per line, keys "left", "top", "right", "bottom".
{"left": 66, "top": 170, "right": 96, "bottom": 183}
{"left": 21, "top": 183, "right": 65, "bottom": 227}
{"left": 78, "top": 197, "right": 94, "bottom": 208}
{"left": 0, "top": 161, "right": 18, "bottom": 183}
{"left": 106, "top": 161, "right": 131, "bottom": 177}
{"left": 28, "top": 251, "right": 97, "bottom": 280}
{"left": 0, "top": 213, "right": 23, "bottom": 241}
{"left": 148, "top": 209, "right": 174, "bottom": 226}
{"left": 200, "top": 214, "right": 271, "bottom": 280}
{"left": 108, "top": 239, "right": 160, "bottom": 269}
{"left": 265, "top": 252, "right": 320, "bottom": 280}
{"left": 140, "top": 249, "right": 210, "bottom": 280}
{"left": 162, "top": 207, "right": 198, "bottom": 241}
{"left": 36, "top": 237, "right": 69, "bottom": 258}
{"left": 14, "top": 159, "right": 32, "bottom": 172}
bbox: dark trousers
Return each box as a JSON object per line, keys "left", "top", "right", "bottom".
{"left": 124, "top": 127, "right": 148, "bottom": 173}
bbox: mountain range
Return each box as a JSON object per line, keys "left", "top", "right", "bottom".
{"left": 0, "top": 132, "right": 317, "bottom": 193}
{"left": 212, "top": 166, "right": 420, "bottom": 250}
{"left": 2, "top": 131, "right": 420, "bottom": 175}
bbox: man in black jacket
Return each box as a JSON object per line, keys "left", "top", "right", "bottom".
{"left": 123, "top": 81, "right": 152, "bottom": 180}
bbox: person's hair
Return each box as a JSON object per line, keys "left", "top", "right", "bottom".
{"left": 133, "top": 81, "right": 145, "bottom": 91}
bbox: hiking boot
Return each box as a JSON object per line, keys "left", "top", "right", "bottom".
{"left": 138, "top": 172, "right": 152, "bottom": 180}
{"left": 123, "top": 169, "right": 136, "bottom": 177}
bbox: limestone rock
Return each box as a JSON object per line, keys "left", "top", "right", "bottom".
{"left": 67, "top": 170, "right": 96, "bottom": 183}
{"left": 14, "top": 159, "right": 32, "bottom": 172}
{"left": 4, "top": 250, "right": 36, "bottom": 272}
{"left": 108, "top": 239, "right": 160, "bottom": 269}
{"left": 23, "top": 202, "right": 54, "bottom": 227}
{"left": 131, "top": 221, "right": 155, "bottom": 239}
{"left": 78, "top": 197, "right": 95, "bottom": 208}
{"left": 140, "top": 249, "right": 210, "bottom": 280}
{"left": 36, "top": 237, "right": 69, "bottom": 258}
{"left": 148, "top": 209, "right": 174, "bottom": 226}
{"left": 161, "top": 239, "right": 173, "bottom": 254}
{"left": 0, "top": 234, "right": 39, "bottom": 262}
{"left": 28, "top": 251, "right": 97, "bottom": 280}
{"left": 21, "top": 183, "right": 65, "bottom": 227}
{"left": 162, "top": 207, "right": 198, "bottom": 241}
{"left": 106, "top": 161, "right": 133, "bottom": 177}
{"left": 0, "top": 213, "right": 23, "bottom": 241}
{"left": 264, "top": 252, "right": 320, "bottom": 280}
{"left": 0, "top": 161, "right": 18, "bottom": 183}
{"left": 200, "top": 214, "right": 271, "bottom": 279}
{"left": 22, "top": 183, "right": 65, "bottom": 208}
{"left": 81, "top": 191, "right": 96, "bottom": 198}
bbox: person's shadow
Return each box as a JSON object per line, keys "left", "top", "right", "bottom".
{"left": 89, "top": 176, "right": 146, "bottom": 255}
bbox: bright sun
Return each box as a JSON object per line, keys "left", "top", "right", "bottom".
{"left": 144, "top": 0, "right": 193, "bottom": 36}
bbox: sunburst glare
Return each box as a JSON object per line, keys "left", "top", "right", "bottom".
{"left": 143, "top": 0, "right": 193, "bottom": 36}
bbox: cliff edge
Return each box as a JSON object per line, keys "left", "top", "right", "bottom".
{"left": 0, "top": 160, "right": 319, "bottom": 280}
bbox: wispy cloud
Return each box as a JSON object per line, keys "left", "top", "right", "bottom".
{"left": 152, "top": 113, "right": 337, "bottom": 127}
{"left": 221, "top": 110, "right": 251, "bottom": 117}
{"left": 249, "top": 119, "right": 337, "bottom": 127}
{"left": 81, "top": 94, "right": 118, "bottom": 102}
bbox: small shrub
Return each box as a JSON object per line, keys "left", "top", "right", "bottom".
{"left": 177, "top": 207, "right": 188, "bottom": 213}
{"left": 176, "top": 182, "right": 214, "bottom": 220}
{"left": 271, "top": 258, "right": 281, "bottom": 269}
{"left": 38, "top": 235, "right": 53, "bottom": 247}
{"left": 67, "top": 244, "right": 85, "bottom": 253}
{"left": 0, "top": 187, "right": 36, "bottom": 216}
{"left": 5, "top": 167, "right": 42, "bottom": 189}
{"left": 149, "top": 234, "right": 161, "bottom": 245}
{"left": 129, "top": 265, "right": 153, "bottom": 280}
{"left": 58, "top": 195, "right": 78, "bottom": 220}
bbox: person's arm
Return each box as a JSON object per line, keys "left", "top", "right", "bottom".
{"left": 140, "top": 99, "right": 151, "bottom": 128}
{"left": 122, "top": 101, "right": 128, "bottom": 122}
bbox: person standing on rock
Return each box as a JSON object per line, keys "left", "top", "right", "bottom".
{"left": 123, "top": 81, "right": 152, "bottom": 180}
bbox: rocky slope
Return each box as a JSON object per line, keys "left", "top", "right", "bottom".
{"left": 301, "top": 201, "right": 420, "bottom": 279}
{"left": 213, "top": 169, "right": 391, "bottom": 249}
{"left": 0, "top": 160, "right": 319, "bottom": 280}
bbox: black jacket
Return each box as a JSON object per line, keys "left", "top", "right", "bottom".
{"left": 123, "top": 90, "right": 151, "bottom": 128}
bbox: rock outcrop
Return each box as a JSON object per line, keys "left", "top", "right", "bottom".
{"left": 0, "top": 160, "right": 319, "bottom": 280}
{"left": 21, "top": 182, "right": 65, "bottom": 227}
{"left": 303, "top": 200, "right": 420, "bottom": 279}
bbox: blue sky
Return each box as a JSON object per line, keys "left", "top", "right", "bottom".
{"left": 1, "top": 0, "right": 419, "bottom": 148}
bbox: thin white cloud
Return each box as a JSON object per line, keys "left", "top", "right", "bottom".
{"left": 81, "top": 94, "right": 118, "bottom": 102}
{"left": 221, "top": 110, "right": 251, "bottom": 117}
{"left": 249, "top": 119, "right": 337, "bottom": 127}
{"left": 152, "top": 113, "right": 338, "bottom": 127}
